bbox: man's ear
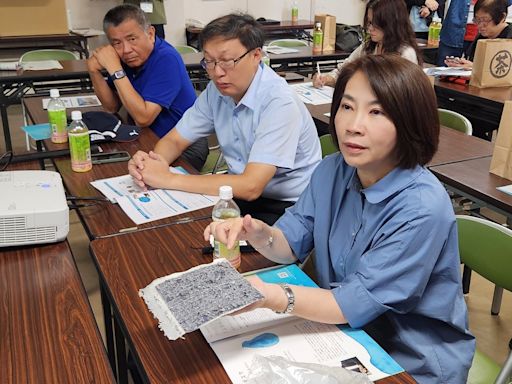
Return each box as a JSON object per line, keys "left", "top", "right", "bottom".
{"left": 147, "top": 25, "right": 156, "bottom": 42}
{"left": 253, "top": 47, "right": 263, "bottom": 61}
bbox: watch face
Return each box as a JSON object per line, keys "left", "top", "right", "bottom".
{"left": 113, "top": 70, "right": 126, "bottom": 79}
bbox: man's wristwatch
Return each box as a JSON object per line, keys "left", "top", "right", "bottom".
{"left": 275, "top": 284, "right": 295, "bottom": 314}
{"left": 110, "top": 69, "right": 126, "bottom": 81}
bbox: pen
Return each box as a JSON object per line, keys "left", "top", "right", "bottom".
{"left": 202, "top": 244, "right": 256, "bottom": 254}
{"left": 316, "top": 62, "right": 322, "bottom": 83}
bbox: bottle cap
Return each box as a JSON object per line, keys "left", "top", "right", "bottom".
{"left": 71, "top": 110, "right": 82, "bottom": 121}
{"left": 219, "top": 185, "right": 233, "bottom": 200}
{"left": 432, "top": 12, "right": 441, "bottom": 22}
{"left": 50, "top": 89, "right": 60, "bottom": 98}
{"left": 315, "top": 22, "right": 321, "bottom": 28}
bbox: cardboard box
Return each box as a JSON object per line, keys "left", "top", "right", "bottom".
{"left": 0, "top": 0, "right": 68, "bottom": 37}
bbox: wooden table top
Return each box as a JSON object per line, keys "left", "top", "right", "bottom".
{"left": 430, "top": 156, "right": 512, "bottom": 216}
{"left": 186, "top": 20, "right": 315, "bottom": 34}
{"left": 90, "top": 223, "right": 414, "bottom": 384}
{"left": 0, "top": 240, "right": 115, "bottom": 383}
{"left": 435, "top": 78, "right": 512, "bottom": 105}
{"left": 0, "top": 60, "right": 90, "bottom": 82}
{"left": 305, "top": 103, "right": 494, "bottom": 167}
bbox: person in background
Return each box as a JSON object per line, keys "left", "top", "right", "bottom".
{"left": 404, "top": 0, "right": 446, "bottom": 39}
{"left": 438, "top": 0, "right": 512, "bottom": 65}
{"left": 87, "top": 5, "right": 208, "bottom": 171}
{"left": 313, "top": 0, "right": 421, "bottom": 88}
{"left": 124, "top": 0, "right": 167, "bottom": 39}
{"left": 206, "top": 55, "right": 475, "bottom": 384}
{"left": 128, "top": 14, "right": 321, "bottom": 225}
{"left": 446, "top": 0, "right": 512, "bottom": 67}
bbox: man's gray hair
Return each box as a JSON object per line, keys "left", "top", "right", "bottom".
{"left": 103, "top": 4, "right": 150, "bottom": 32}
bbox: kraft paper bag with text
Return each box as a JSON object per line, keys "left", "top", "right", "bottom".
{"left": 470, "top": 39, "right": 512, "bottom": 88}
{"left": 490, "top": 101, "right": 512, "bottom": 180}
{"left": 314, "top": 14, "right": 336, "bottom": 51}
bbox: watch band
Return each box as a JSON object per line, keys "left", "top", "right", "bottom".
{"left": 275, "top": 284, "right": 295, "bottom": 314}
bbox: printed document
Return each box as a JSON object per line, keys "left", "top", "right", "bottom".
{"left": 200, "top": 265, "right": 403, "bottom": 383}
{"left": 290, "top": 82, "right": 334, "bottom": 105}
{"left": 265, "top": 46, "right": 300, "bottom": 54}
{"left": 91, "top": 166, "right": 218, "bottom": 224}
{"left": 42, "top": 95, "right": 101, "bottom": 109}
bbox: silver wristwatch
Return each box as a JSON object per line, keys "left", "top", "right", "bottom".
{"left": 275, "top": 284, "right": 295, "bottom": 314}
{"left": 111, "top": 69, "right": 126, "bottom": 81}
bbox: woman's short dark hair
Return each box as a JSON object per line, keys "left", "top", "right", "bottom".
{"left": 474, "top": 0, "right": 509, "bottom": 24}
{"left": 199, "top": 14, "right": 265, "bottom": 50}
{"left": 103, "top": 4, "right": 149, "bottom": 32}
{"left": 364, "top": 0, "right": 422, "bottom": 65}
{"left": 328, "top": 55, "right": 439, "bottom": 169}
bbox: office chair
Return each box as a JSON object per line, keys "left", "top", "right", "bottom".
{"left": 268, "top": 39, "right": 309, "bottom": 48}
{"left": 319, "top": 134, "right": 338, "bottom": 158}
{"left": 200, "top": 146, "right": 227, "bottom": 175}
{"left": 457, "top": 215, "right": 512, "bottom": 384}
{"left": 19, "top": 49, "right": 77, "bottom": 62}
{"left": 174, "top": 45, "right": 199, "bottom": 54}
{"left": 438, "top": 108, "right": 473, "bottom": 135}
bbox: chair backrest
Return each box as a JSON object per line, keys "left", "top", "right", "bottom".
{"left": 200, "top": 146, "right": 227, "bottom": 174}
{"left": 438, "top": 108, "right": 473, "bottom": 135}
{"left": 268, "top": 39, "right": 309, "bottom": 48}
{"left": 456, "top": 215, "right": 512, "bottom": 292}
{"left": 20, "top": 49, "right": 77, "bottom": 62}
{"left": 319, "top": 134, "right": 338, "bottom": 158}
{"left": 174, "top": 45, "right": 199, "bottom": 54}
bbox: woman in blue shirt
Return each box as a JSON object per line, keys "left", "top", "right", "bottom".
{"left": 205, "top": 54, "right": 475, "bottom": 383}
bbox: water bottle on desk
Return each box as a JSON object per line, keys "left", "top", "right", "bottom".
{"left": 212, "top": 186, "right": 241, "bottom": 269}
{"left": 427, "top": 13, "right": 442, "bottom": 47}
{"left": 291, "top": 0, "right": 299, "bottom": 23}
{"left": 48, "top": 89, "right": 67, "bottom": 144}
{"left": 68, "top": 110, "right": 92, "bottom": 173}
{"left": 313, "top": 22, "right": 323, "bottom": 53}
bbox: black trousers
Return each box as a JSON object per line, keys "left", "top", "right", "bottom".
{"left": 234, "top": 196, "right": 294, "bottom": 225}
{"left": 182, "top": 137, "right": 209, "bottom": 172}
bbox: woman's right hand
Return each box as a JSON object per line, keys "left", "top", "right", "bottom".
{"left": 312, "top": 73, "right": 327, "bottom": 88}
{"left": 204, "top": 215, "right": 269, "bottom": 250}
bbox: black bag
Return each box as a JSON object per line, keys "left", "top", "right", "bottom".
{"left": 335, "top": 24, "right": 363, "bottom": 52}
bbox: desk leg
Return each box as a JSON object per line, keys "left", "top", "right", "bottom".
{"left": 101, "top": 284, "right": 118, "bottom": 379}
{"left": 114, "top": 315, "right": 128, "bottom": 384}
{"left": 1, "top": 104, "right": 12, "bottom": 152}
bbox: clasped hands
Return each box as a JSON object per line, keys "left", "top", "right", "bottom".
{"left": 128, "top": 150, "right": 173, "bottom": 190}
{"left": 87, "top": 45, "right": 122, "bottom": 74}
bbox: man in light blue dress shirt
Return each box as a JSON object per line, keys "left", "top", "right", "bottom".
{"left": 128, "top": 14, "right": 321, "bottom": 224}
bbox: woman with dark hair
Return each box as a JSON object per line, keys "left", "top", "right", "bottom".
{"left": 446, "top": 0, "right": 511, "bottom": 67}
{"left": 206, "top": 55, "right": 475, "bottom": 384}
{"left": 313, "top": 0, "right": 421, "bottom": 88}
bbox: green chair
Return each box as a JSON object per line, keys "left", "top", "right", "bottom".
{"left": 457, "top": 215, "right": 512, "bottom": 384}
{"left": 200, "top": 146, "right": 227, "bottom": 175}
{"left": 438, "top": 108, "right": 473, "bottom": 135}
{"left": 19, "top": 49, "right": 77, "bottom": 62}
{"left": 319, "top": 134, "right": 338, "bottom": 158}
{"left": 268, "top": 39, "right": 309, "bottom": 48}
{"left": 174, "top": 45, "right": 199, "bottom": 54}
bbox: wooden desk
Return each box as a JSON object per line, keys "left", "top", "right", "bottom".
{"left": 186, "top": 20, "right": 315, "bottom": 49}
{"left": 306, "top": 103, "right": 494, "bottom": 166}
{"left": 434, "top": 78, "right": 512, "bottom": 139}
{"left": 90, "top": 224, "right": 414, "bottom": 384}
{"left": 430, "top": 156, "right": 512, "bottom": 220}
{"left": 0, "top": 32, "right": 93, "bottom": 58}
{"left": 1, "top": 60, "right": 92, "bottom": 151}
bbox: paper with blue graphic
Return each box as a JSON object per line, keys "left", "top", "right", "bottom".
{"left": 91, "top": 166, "right": 218, "bottom": 224}
{"left": 200, "top": 264, "right": 403, "bottom": 383}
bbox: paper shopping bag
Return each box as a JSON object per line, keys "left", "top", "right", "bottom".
{"left": 314, "top": 14, "right": 336, "bottom": 51}
{"left": 470, "top": 39, "right": 512, "bottom": 88}
{"left": 489, "top": 101, "right": 512, "bottom": 180}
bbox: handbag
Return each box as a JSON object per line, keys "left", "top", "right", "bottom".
{"left": 409, "top": 6, "right": 429, "bottom": 33}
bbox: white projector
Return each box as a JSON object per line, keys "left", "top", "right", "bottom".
{"left": 0, "top": 170, "right": 69, "bottom": 247}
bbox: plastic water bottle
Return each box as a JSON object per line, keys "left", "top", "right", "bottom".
{"left": 313, "top": 22, "right": 323, "bottom": 53}
{"left": 212, "top": 186, "right": 241, "bottom": 269}
{"left": 68, "top": 110, "right": 92, "bottom": 173}
{"left": 427, "top": 13, "right": 442, "bottom": 47}
{"left": 48, "top": 89, "right": 67, "bottom": 144}
{"left": 291, "top": 0, "right": 299, "bottom": 23}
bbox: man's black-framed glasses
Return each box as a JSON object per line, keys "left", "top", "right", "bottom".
{"left": 200, "top": 49, "right": 253, "bottom": 71}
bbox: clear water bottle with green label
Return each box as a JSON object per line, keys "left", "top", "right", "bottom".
{"left": 68, "top": 110, "right": 92, "bottom": 173}
{"left": 212, "top": 185, "right": 241, "bottom": 269}
{"left": 48, "top": 89, "right": 68, "bottom": 144}
{"left": 261, "top": 49, "right": 270, "bottom": 66}
{"left": 313, "top": 22, "right": 323, "bottom": 53}
{"left": 428, "top": 12, "right": 442, "bottom": 47}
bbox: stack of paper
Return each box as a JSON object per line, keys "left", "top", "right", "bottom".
{"left": 423, "top": 66, "right": 472, "bottom": 78}
{"left": 290, "top": 82, "right": 334, "bottom": 105}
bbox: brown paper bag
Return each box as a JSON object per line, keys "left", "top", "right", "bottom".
{"left": 470, "top": 38, "right": 512, "bottom": 88}
{"left": 314, "top": 14, "right": 336, "bottom": 51}
{"left": 489, "top": 101, "right": 512, "bottom": 180}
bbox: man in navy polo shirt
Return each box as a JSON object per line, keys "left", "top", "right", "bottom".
{"left": 87, "top": 4, "right": 208, "bottom": 170}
